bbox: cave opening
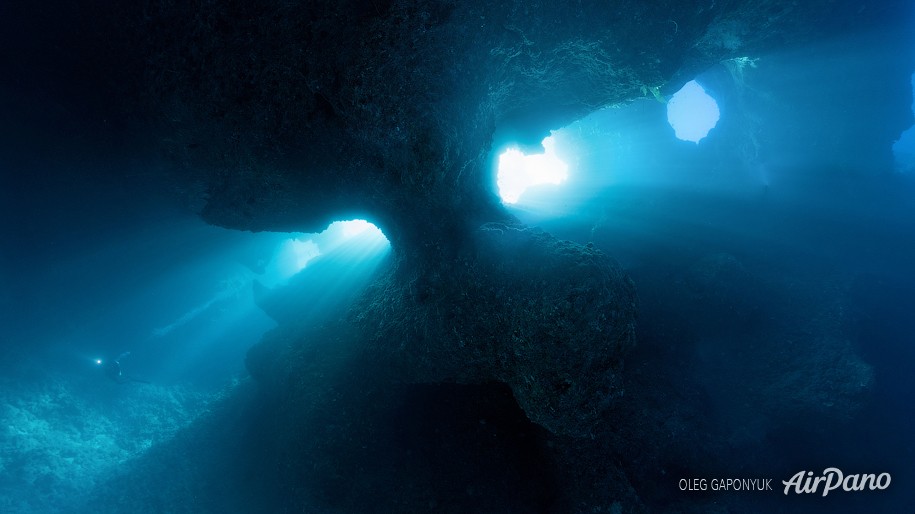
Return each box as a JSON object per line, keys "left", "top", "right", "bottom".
{"left": 251, "top": 218, "right": 392, "bottom": 330}
{"left": 666, "top": 79, "right": 721, "bottom": 143}
{"left": 495, "top": 135, "right": 569, "bottom": 206}
{"left": 265, "top": 219, "right": 390, "bottom": 285}
{"left": 490, "top": 77, "right": 725, "bottom": 223}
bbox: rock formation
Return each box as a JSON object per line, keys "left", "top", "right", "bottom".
{"left": 119, "top": 0, "right": 880, "bottom": 437}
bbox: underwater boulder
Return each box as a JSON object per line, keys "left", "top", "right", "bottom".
{"left": 355, "top": 223, "right": 638, "bottom": 437}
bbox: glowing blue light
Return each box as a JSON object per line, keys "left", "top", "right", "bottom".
{"left": 667, "top": 80, "right": 720, "bottom": 143}
{"left": 267, "top": 219, "right": 389, "bottom": 282}
{"left": 339, "top": 219, "right": 374, "bottom": 238}
{"left": 497, "top": 135, "right": 569, "bottom": 204}
{"left": 95, "top": 359, "right": 102, "bottom": 365}
{"left": 274, "top": 238, "right": 321, "bottom": 279}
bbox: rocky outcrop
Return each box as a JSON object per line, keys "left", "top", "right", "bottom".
{"left": 347, "top": 223, "right": 637, "bottom": 436}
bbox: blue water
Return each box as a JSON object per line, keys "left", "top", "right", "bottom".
{"left": 2, "top": 4, "right": 915, "bottom": 514}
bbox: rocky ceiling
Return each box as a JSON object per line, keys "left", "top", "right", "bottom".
{"left": 126, "top": 0, "right": 867, "bottom": 251}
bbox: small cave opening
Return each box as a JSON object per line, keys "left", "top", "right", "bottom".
{"left": 666, "top": 79, "right": 721, "bottom": 143}
{"left": 250, "top": 218, "right": 392, "bottom": 327}
{"left": 263, "top": 219, "right": 390, "bottom": 286}
{"left": 495, "top": 135, "right": 570, "bottom": 205}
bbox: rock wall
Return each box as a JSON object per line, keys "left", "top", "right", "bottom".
{"left": 349, "top": 223, "right": 637, "bottom": 436}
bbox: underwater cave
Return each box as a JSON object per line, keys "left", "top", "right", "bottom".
{"left": 2, "top": 1, "right": 915, "bottom": 513}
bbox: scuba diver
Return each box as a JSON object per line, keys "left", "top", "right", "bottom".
{"left": 96, "top": 352, "right": 149, "bottom": 384}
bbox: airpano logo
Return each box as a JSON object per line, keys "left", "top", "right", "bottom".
{"left": 782, "top": 468, "right": 891, "bottom": 496}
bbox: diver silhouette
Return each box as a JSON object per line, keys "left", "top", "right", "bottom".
{"left": 98, "top": 352, "right": 149, "bottom": 384}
